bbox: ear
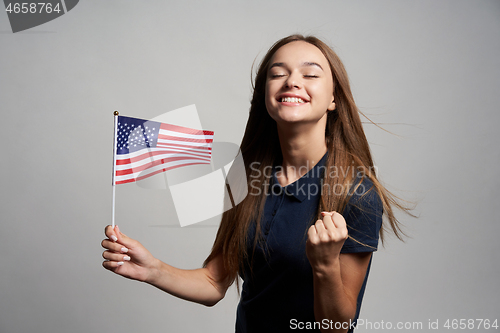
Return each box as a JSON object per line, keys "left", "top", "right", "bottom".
{"left": 327, "top": 96, "right": 336, "bottom": 111}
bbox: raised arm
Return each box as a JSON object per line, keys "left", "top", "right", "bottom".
{"left": 306, "top": 212, "right": 372, "bottom": 333}
{"left": 101, "top": 225, "right": 232, "bottom": 307}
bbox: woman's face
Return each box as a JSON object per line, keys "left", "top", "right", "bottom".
{"left": 265, "top": 41, "right": 336, "bottom": 126}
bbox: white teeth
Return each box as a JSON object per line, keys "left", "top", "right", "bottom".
{"left": 281, "top": 97, "right": 305, "bottom": 103}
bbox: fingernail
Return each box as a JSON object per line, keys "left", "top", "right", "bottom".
{"left": 123, "top": 256, "right": 131, "bottom": 261}
{"left": 110, "top": 235, "right": 118, "bottom": 242}
{"left": 121, "top": 247, "right": 129, "bottom": 253}
{"left": 117, "top": 261, "right": 124, "bottom": 266}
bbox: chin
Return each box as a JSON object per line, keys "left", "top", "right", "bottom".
{"left": 268, "top": 111, "right": 296, "bottom": 122}
{"left": 275, "top": 116, "right": 310, "bottom": 125}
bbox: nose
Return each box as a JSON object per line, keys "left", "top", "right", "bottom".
{"left": 284, "top": 72, "right": 302, "bottom": 89}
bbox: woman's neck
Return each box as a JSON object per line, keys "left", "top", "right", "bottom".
{"left": 275, "top": 122, "right": 327, "bottom": 187}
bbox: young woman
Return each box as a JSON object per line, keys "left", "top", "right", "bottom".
{"left": 102, "top": 35, "right": 406, "bottom": 333}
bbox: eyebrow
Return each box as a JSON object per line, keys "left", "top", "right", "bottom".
{"left": 269, "top": 62, "right": 324, "bottom": 71}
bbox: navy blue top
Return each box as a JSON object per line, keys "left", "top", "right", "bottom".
{"left": 236, "top": 153, "right": 383, "bottom": 332}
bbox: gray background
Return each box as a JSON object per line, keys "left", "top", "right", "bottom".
{"left": 1, "top": 1, "right": 499, "bottom": 332}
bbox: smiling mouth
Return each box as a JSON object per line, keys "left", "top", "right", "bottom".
{"left": 280, "top": 97, "right": 306, "bottom": 103}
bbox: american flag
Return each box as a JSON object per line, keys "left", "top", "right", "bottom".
{"left": 114, "top": 115, "right": 214, "bottom": 185}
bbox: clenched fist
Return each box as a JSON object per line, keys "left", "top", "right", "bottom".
{"left": 306, "top": 211, "right": 348, "bottom": 273}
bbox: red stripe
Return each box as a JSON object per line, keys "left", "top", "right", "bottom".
{"left": 115, "top": 162, "right": 207, "bottom": 185}
{"left": 116, "top": 149, "right": 211, "bottom": 165}
{"left": 157, "top": 134, "right": 213, "bottom": 143}
{"left": 160, "top": 123, "right": 214, "bottom": 136}
{"left": 116, "top": 156, "right": 210, "bottom": 176}
{"left": 115, "top": 178, "right": 136, "bottom": 185}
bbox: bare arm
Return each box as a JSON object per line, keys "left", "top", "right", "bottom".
{"left": 306, "top": 212, "right": 372, "bottom": 333}
{"left": 101, "top": 225, "right": 231, "bottom": 307}
{"left": 146, "top": 251, "right": 232, "bottom": 306}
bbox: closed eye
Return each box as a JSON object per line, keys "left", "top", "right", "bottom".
{"left": 304, "top": 75, "right": 319, "bottom": 78}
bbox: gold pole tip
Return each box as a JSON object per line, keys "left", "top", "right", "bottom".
{"left": 114, "top": 111, "right": 119, "bottom": 116}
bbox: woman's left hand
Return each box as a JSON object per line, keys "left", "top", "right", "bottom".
{"left": 306, "top": 211, "right": 348, "bottom": 272}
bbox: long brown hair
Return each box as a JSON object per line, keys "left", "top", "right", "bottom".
{"left": 204, "top": 34, "right": 409, "bottom": 288}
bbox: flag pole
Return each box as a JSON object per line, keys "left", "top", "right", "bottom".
{"left": 112, "top": 111, "right": 119, "bottom": 228}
